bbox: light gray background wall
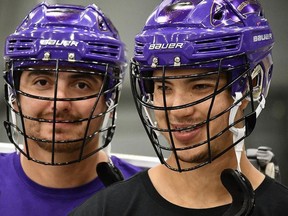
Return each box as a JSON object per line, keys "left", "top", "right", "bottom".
{"left": 0, "top": 0, "right": 287, "bottom": 184}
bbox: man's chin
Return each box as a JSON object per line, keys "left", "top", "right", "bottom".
{"left": 38, "top": 142, "right": 83, "bottom": 153}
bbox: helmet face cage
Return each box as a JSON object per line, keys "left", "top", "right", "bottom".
{"left": 131, "top": 55, "right": 258, "bottom": 172}
{"left": 130, "top": 0, "right": 274, "bottom": 172}
{"left": 3, "top": 3, "right": 126, "bottom": 165}
{"left": 4, "top": 58, "right": 122, "bottom": 165}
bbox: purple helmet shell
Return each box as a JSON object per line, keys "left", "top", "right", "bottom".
{"left": 134, "top": 0, "right": 274, "bottom": 97}
{"left": 5, "top": 2, "right": 126, "bottom": 67}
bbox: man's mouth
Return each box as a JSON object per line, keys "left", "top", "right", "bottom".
{"left": 169, "top": 123, "right": 203, "bottom": 143}
{"left": 172, "top": 123, "right": 201, "bottom": 132}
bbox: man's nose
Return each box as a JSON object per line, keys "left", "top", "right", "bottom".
{"left": 169, "top": 92, "right": 196, "bottom": 118}
{"left": 52, "top": 85, "right": 72, "bottom": 112}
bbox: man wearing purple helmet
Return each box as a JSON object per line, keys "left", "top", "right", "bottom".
{"left": 0, "top": 2, "right": 141, "bottom": 215}
{"left": 70, "top": 0, "right": 288, "bottom": 215}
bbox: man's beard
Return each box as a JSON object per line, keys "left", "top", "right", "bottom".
{"left": 36, "top": 139, "right": 86, "bottom": 153}
{"left": 173, "top": 131, "right": 233, "bottom": 166}
{"left": 177, "top": 147, "right": 213, "bottom": 164}
{"left": 25, "top": 118, "right": 92, "bottom": 153}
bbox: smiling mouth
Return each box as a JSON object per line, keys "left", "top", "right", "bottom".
{"left": 172, "top": 124, "right": 202, "bottom": 132}
{"left": 168, "top": 123, "right": 204, "bottom": 144}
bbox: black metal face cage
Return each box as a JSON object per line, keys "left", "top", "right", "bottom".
{"left": 130, "top": 54, "right": 258, "bottom": 172}
{"left": 3, "top": 58, "right": 123, "bottom": 165}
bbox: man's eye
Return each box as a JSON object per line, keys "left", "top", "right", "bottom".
{"left": 195, "top": 84, "right": 209, "bottom": 89}
{"left": 77, "top": 82, "right": 88, "bottom": 89}
{"left": 36, "top": 79, "right": 48, "bottom": 86}
{"left": 156, "top": 85, "right": 170, "bottom": 91}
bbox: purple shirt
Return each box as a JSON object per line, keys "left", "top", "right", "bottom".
{"left": 0, "top": 152, "right": 141, "bottom": 215}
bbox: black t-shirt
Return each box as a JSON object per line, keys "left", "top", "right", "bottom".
{"left": 69, "top": 170, "right": 288, "bottom": 216}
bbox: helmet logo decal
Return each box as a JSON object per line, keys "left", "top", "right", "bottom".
{"left": 235, "top": 0, "right": 262, "bottom": 15}
{"left": 253, "top": 33, "right": 272, "bottom": 42}
{"left": 40, "top": 39, "right": 79, "bottom": 47}
{"left": 148, "top": 43, "right": 184, "bottom": 50}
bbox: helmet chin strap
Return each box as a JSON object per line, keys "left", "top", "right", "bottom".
{"left": 97, "top": 98, "right": 125, "bottom": 187}
{"left": 101, "top": 98, "right": 115, "bottom": 157}
{"left": 255, "top": 95, "right": 266, "bottom": 118}
{"left": 142, "top": 95, "right": 161, "bottom": 137}
{"left": 223, "top": 92, "right": 263, "bottom": 216}
{"left": 229, "top": 92, "right": 266, "bottom": 171}
{"left": 229, "top": 92, "right": 245, "bottom": 171}
{"left": 8, "top": 91, "right": 21, "bottom": 149}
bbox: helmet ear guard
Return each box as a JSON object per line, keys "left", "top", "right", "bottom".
{"left": 250, "top": 64, "right": 264, "bottom": 101}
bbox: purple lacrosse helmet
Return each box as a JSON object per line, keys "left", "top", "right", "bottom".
{"left": 3, "top": 2, "right": 127, "bottom": 165}
{"left": 130, "top": 0, "right": 274, "bottom": 171}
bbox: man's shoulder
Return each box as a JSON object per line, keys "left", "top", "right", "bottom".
{"left": 260, "top": 176, "right": 288, "bottom": 194}
{"left": 0, "top": 152, "right": 16, "bottom": 165}
{"left": 253, "top": 177, "right": 288, "bottom": 215}
{"left": 91, "top": 170, "right": 148, "bottom": 201}
{"left": 104, "top": 169, "right": 147, "bottom": 193}
{"left": 269, "top": 178, "right": 288, "bottom": 198}
{"left": 0, "top": 152, "right": 18, "bottom": 184}
{"left": 256, "top": 176, "right": 288, "bottom": 204}
{"left": 110, "top": 155, "right": 143, "bottom": 177}
{"left": 69, "top": 170, "right": 148, "bottom": 216}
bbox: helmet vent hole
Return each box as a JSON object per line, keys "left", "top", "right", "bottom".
{"left": 259, "top": 9, "right": 264, "bottom": 17}
{"left": 9, "top": 39, "right": 17, "bottom": 44}
{"left": 214, "top": 10, "right": 223, "bottom": 20}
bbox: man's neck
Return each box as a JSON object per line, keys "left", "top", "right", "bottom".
{"left": 149, "top": 164, "right": 232, "bottom": 208}
{"left": 148, "top": 151, "right": 265, "bottom": 209}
